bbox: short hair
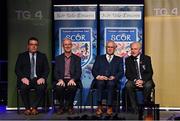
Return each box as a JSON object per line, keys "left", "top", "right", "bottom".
{"left": 62, "top": 38, "right": 72, "bottom": 45}
{"left": 63, "top": 38, "right": 72, "bottom": 42}
{"left": 28, "top": 37, "right": 39, "bottom": 44}
{"left": 130, "top": 42, "right": 142, "bottom": 49}
{"left": 106, "top": 40, "right": 117, "bottom": 48}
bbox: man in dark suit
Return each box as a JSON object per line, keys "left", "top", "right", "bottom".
{"left": 15, "top": 37, "right": 49, "bottom": 115}
{"left": 125, "top": 42, "right": 155, "bottom": 114}
{"left": 54, "top": 38, "right": 82, "bottom": 115}
{"left": 92, "top": 40, "right": 124, "bottom": 116}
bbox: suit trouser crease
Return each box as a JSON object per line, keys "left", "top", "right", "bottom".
{"left": 20, "top": 78, "right": 46, "bottom": 109}
{"left": 56, "top": 81, "right": 77, "bottom": 108}
{"left": 126, "top": 80, "right": 155, "bottom": 112}
{"left": 96, "top": 80, "right": 115, "bottom": 106}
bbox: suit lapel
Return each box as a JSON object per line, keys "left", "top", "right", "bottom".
{"left": 26, "top": 52, "right": 31, "bottom": 65}
{"left": 111, "top": 55, "right": 115, "bottom": 63}
{"left": 110, "top": 56, "right": 115, "bottom": 71}
{"left": 62, "top": 54, "right": 65, "bottom": 76}
{"left": 130, "top": 56, "right": 137, "bottom": 74}
{"left": 139, "top": 55, "right": 144, "bottom": 73}
{"left": 36, "top": 52, "right": 39, "bottom": 67}
{"left": 70, "top": 54, "right": 74, "bottom": 74}
{"left": 24, "top": 52, "right": 31, "bottom": 75}
{"left": 103, "top": 55, "right": 109, "bottom": 64}
{"left": 26, "top": 52, "right": 31, "bottom": 71}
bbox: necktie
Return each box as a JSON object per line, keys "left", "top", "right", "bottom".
{"left": 134, "top": 57, "right": 141, "bottom": 79}
{"left": 108, "top": 55, "right": 111, "bottom": 63}
{"left": 30, "top": 53, "right": 35, "bottom": 79}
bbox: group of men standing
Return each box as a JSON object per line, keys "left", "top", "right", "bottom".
{"left": 15, "top": 37, "right": 154, "bottom": 116}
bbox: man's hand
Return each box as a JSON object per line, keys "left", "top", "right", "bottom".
{"left": 135, "top": 79, "right": 143, "bottom": 88}
{"left": 56, "top": 79, "right": 65, "bottom": 87}
{"left": 21, "top": 78, "right": 30, "bottom": 85}
{"left": 67, "top": 79, "right": 76, "bottom": 86}
{"left": 96, "top": 75, "right": 108, "bottom": 80}
{"left": 37, "top": 78, "right": 45, "bottom": 85}
{"left": 108, "top": 76, "right": 115, "bottom": 80}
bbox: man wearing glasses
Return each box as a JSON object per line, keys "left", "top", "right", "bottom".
{"left": 15, "top": 37, "right": 49, "bottom": 115}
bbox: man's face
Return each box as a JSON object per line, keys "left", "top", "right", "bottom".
{"left": 28, "top": 40, "right": 38, "bottom": 53}
{"left": 106, "top": 41, "right": 116, "bottom": 55}
{"left": 63, "top": 39, "right": 73, "bottom": 53}
{"left": 131, "top": 43, "right": 141, "bottom": 57}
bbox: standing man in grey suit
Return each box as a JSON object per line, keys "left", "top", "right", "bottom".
{"left": 92, "top": 40, "right": 124, "bottom": 116}
{"left": 54, "top": 38, "right": 82, "bottom": 115}
{"left": 15, "top": 37, "right": 50, "bottom": 115}
{"left": 125, "top": 42, "right": 155, "bottom": 114}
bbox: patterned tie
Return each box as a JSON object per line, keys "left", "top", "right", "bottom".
{"left": 108, "top": 55, "right": 111, "bottom": 63}
{"left": 134, "top": 57, "right": 141, "bottom": 79}
{"left": 30, "top": 53, "right": 35, "bottom": 79}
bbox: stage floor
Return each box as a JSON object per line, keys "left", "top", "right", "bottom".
{"left": 0, "top": 109, "right": 139, "bottom": 120}
{"left": 0, "top": 109, "right": 180, "bottom": 120}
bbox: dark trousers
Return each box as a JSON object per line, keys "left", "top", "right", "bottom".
{"left": 19, "top": 78, "right": 46, "bottom": 109}
{"left": 96, "top": 80, "right": 116, "bottom": 106}
{"left": 55, "top": 80, "right": 77, "bottom": 109}
{"left": 125, "top": 80, "right": 155, "bottom": 112}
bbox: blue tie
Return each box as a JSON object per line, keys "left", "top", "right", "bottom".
{"left": 30, "top": 53, "right": 35, "bottom": 79}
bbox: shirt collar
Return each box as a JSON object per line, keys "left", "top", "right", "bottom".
{"left": 106, "top": 54, "right": 114, "bottom": 57}
{"left": 106, "top": 54, "right": 114, "bottom": 60}
{"left": 64, "top": 53, "right": 72, "bottom": 59}
{"left": 29, "top": 52, "right": 36, "bottom": 57}
{"left": 136, "top": 54, "right": 140, "bottom": 60}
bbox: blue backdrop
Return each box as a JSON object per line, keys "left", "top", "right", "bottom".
{"left": 100, "top": 4, "right": 144, "bottom": 90}
{"left": 53, "top": 4, "right": 144, "bottom": 106}
{"left": 54, "top": 5, "right": 97, "bottom": 105}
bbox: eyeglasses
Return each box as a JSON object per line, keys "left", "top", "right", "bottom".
{"left": 29, "top": 43, "right": 38, "bottom": 46}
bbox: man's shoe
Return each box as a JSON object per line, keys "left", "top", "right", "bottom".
{"left": 106, "top": 106, "right": 113, "bottom": 116}
{"left": 57, "top": 108, "right": 64, "bottom": 115}
{"left": 96, "top": 105, "right": 103, "bottom": 115}
{"left": 68, "top": 108, "right": 74, "bottom": 115}
{"left": 24, "top": 109, "right": 31, "bottom": 115}
{"left": 31, "top": 108, "right": 39, "bottom": 115}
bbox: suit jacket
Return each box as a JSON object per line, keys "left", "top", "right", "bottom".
{"left": 125, "top": 54, "right": 153, "bottom": 82}
{"left": 92, "top": 55, "right": 124, "bottom": 83}
{"left": 15, "top": 51, "right": 50, "bottom": 85}
{"left": 54, "top": 53, "right": 82, "bottom": 83}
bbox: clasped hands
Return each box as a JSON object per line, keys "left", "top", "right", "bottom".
{"left": 135, "top": 79, "right": 144, "bottom": 88}
{"left": 56, "top": 79, "right": 76, "bottom": 87}
{"left": 96, "top": 75, "right": 115, "bottom": 81}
